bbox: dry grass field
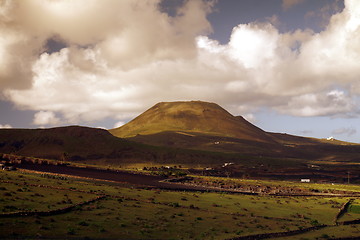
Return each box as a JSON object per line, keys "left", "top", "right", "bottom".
{"left": 1, "top": 169, "right": 360, "bottom": 239}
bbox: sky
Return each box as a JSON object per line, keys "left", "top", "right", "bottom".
{"left": 0, "top": 0, "right": 360, "bottom": 143}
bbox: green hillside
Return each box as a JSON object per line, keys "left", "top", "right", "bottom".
{"left": 0, "top": 126, "right": 252, "bottom": 166}
{"left": 0, "top": 126, "right": 141, "bottom": 161}
{"left": 109, "top": 101, "right": 360, "bottom": 166}
{"left": 110, "top": 101, "right": 275, "bottom": 143}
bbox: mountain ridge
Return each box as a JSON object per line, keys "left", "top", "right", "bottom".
{"left": 109, "top": 100, "right": 360, "bottom": 161}
{"left": 1, "top": 101, "right": 360, "bottom": 169}
{"left": 0, "top": 126, "right": 145, "bottom": 161}
{"left": 0, "top": 125, "right": 248, "bottom": 165}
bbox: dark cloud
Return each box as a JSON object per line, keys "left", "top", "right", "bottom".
{"left": 282, "top": 0, "right": 306, "bottom": 11}
{"left": 45, "top": 38, "right": 68, "bottom": 54}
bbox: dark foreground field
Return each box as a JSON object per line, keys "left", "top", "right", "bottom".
{"left": 11, "top": 162, "right": 360, "bottom": 197}
{"left": 2, "top": 166, "right": 360, "bottom": 239}
{"left": 15, "top": 163, "right": 230, "bottom": 192}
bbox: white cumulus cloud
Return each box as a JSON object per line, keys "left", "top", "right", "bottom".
{"left": 0, "top": 124, "right": 12, "bottom": 129}
{"left": 33, "top": 111, "right": 60, "bottom": 126}
{"left": 276, "top": 90, "right": 357, "bottom": 117}
{"left": 1, "top": 0, "right": 360, "bottom": 126}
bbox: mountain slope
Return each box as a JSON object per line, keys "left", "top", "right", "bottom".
{"left": 1, "top": 102, "right": 359, "bottom": 170}
{"left": 110, "top": 101, "right": 275, "bottom": 143}
{"left": 109, "top": 101, "right": 360, "bottom": 161}
{"left": 0, "top": 125, "right": 249, "bottom": 165}
{"left": 0, "top": 126, "right": 145, "bottom": 161}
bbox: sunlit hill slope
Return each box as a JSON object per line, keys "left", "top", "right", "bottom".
{"left": 110, "top": 101, "right": 275, "bottom": 142}
{"left": 110, "top": 101, "right": 360, "bottom": 161}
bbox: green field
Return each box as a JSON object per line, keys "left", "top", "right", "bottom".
{"left": 1, "top": 170, "right": 360, "bottom": 239}
{"left": 273, "top": 224, "right": 360, "bottom": 240}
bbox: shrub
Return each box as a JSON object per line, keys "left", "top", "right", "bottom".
{"left": 78, "top": 221, "right": 89, "bottom": 226}
{"left": 189, "top": 204, "right": 198, "bottom": 209}
{"left": 3, "top": 192, "right": 12, "bottom": 196}
{"left": 67, "top": 227, "right": 75, "bottom": 235}
{"left": 320, "top": 234, "right": 330, "bottom": 239}
{"left": 3, "top": 205, "right": 18, "bottom": 211}
{"left": 310, "top": 219, "right": 320, "bottom": 226}
{"left": 171, "top": 202, "right": 180, "bottom": 208}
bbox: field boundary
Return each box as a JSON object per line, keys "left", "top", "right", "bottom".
{"left": 167, "top": 182, "right": 360, "bottom": 197}
{"left": 334, "top": 199, "right": 354, "bottom": 224}
{"left": 226, "top": 225, "right": 327, "bottom": 240}
{"left": 0, "top": 195, "right": 106, "bottom": 218}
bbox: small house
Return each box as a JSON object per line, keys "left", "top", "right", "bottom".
{"left": 222, "top": 162, "right": 234, "bottom": 167}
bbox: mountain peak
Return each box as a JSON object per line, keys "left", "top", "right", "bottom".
{"left": 110, "top": 101, "right": 274, "bottom": 143}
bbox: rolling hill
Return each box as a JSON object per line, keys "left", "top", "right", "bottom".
{"left": 110, "top": 101, "right": 275, "bottom": 143}
{"left": 109, "top": 101, "right": 284, "bottom": 156}
{"left": 1, "top": 101, "right": 360, "bottom": 171}
{"left": 0, "top": 126, "right": 246, "bottom": 165}
{"left": 110, "top": 101, "right": 360, "bottom": 162}
{"left": 0, "top": 126, "right": 142, "bottom": 162}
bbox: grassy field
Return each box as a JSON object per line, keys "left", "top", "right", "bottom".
{"left": 273, "top": 224, "right": 360, "bottom": 240}
{"left": 337, "top": 198, "right": 360, "bottom": 222}
{"left": 1, "top": 170, "right": 360, "bottom": 239}
{"left": 186, "top": 175, "right": 360, "bottom": 193}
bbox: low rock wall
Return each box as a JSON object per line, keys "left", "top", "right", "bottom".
{"left": 0, "top": 195, "right": 105, "bottom": 218}
{"left": 227, "top": 225, "right": 327, "bottom": 240}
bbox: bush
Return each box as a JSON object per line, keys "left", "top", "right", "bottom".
{"left": 320, "top": 234, "right": 330, "bottom": 239}
{"left": 3, "top": 192, "right": 12, "bottom": 197}
{"left": 171, "top": 202, "right": 180, "bottom": 208}
{"left": 174, "top": 171, "right": 187, "bottom": 177}
{"left": 67, "top": 227, "right": 75, "bottom": 235}
{"left": 310, "top": 219, "right": 320, "bottom": 226}
{"left": 78, "top": 221, "right": 89, "bottom": 226}
{"left": 3, "top": 205, "right": 18, "bottom": 211}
